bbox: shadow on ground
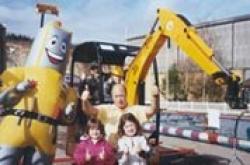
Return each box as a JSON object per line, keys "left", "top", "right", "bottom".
{"left": 165, "top": 154, "right": 230, "bottom": 165}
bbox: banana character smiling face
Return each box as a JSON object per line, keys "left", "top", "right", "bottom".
{"left": 45, "top": 30, "right": 68, "bottom": 65}
{"left": 26, "top": 21, "right": 71, "bottom": 74}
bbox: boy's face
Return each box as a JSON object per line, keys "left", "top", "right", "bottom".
{"left": 89, "top": 127, "right": 102, "bottom": 140}
{"left": 123, "top": 120, "right": 137, "bottom": 137}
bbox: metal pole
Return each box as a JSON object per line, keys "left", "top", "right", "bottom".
{"left": 153, "top": 59, "right": 160, "bottom": 145}
{"left": 40, "top": 13, "right": 45, "bottom": 28}
{"left": 70, "top": 58, "right": 75, "bottom": 88}
{"left": 231, "top": 23, "right": 235, "bottom": 69}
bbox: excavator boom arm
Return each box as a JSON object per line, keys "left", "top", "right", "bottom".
{"left": 125, "top": 8, "right": 240, "bottom": 107}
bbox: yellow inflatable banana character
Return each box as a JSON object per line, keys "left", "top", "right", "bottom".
{"left": 0, "top": 21, "right": 77, "bottom": 164}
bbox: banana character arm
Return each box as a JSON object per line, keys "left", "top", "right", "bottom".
{"left": 60, "top": 101, "right": 77, "bottom": 125}
{"left": 0, "top": 80, "right": 36, "bottom": 109}
{"left": 58, "top": 87, "right": 78, "bottom": 125}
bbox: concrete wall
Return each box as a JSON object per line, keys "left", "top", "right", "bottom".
{"left": 234, "top": 21, "right": 250, "bottom": 69}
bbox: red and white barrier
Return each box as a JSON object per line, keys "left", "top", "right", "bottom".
{"left": 144, "top": 123, "right": 250, "bottom": 151}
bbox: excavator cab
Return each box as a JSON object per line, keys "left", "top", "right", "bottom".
{"left": 69, "top": 41, "right": 140, "bottom": 104}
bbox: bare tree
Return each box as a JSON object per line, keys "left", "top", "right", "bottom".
{"left": 174, "top": 27, "right": 225, "bottom": 102}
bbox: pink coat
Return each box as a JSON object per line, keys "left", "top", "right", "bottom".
{"left": 73, "top": 137, "right": 116, "bottom": 165}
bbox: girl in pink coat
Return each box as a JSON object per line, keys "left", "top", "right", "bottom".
{"left": 73, "top": 118, "right": 116, "bottom": 165}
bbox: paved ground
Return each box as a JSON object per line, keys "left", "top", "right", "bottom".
{"left": 54, "top": 127, "right": 73, "bottom": 165}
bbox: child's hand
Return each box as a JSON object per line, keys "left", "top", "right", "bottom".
{"left": 99, "top": 147, "right": 105, "bottom": 160}
{"left": 133, "top": 144, "right": 141, "bottom": 154}
{"left": 85, "top": 149, "right": 91, "bottom": 162}
{"left": 124, "top": 146, "right": 129, "bottom": 155}
{"left": 149, "top": 138, "right": 157, "bottom": 146}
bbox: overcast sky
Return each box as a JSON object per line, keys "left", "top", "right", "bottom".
{"left": 1, "top": 0, "right": 250, "bottom": 44}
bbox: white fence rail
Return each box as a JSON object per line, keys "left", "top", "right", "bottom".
{"left": 159, "top": 101, "right": 232, "bottom": 113}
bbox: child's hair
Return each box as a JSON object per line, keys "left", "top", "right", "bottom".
{"left": 86, "top": 117, "right": 105, "bottom": 136}
{"left": 118, "top": 113, "right": 142, "bottom": 137}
